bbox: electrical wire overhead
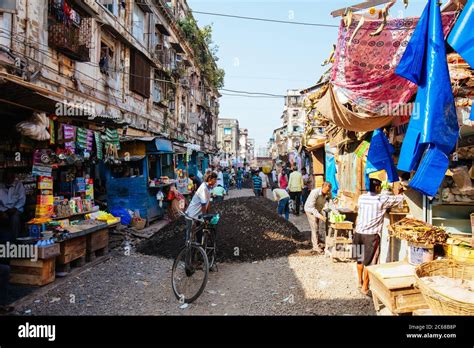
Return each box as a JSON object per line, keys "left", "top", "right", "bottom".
{"left": 191, "top": 10, "right": 339, "bottom": 28}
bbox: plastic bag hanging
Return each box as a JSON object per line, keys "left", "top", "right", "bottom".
{"left": 448, "top": 0, "right": 474, "bottom": 69}
{"left": 365, "top": 129, "right": 399, "bottom": 190}
{"left": 395, "top": 0, "right": 459, "bottom": 197}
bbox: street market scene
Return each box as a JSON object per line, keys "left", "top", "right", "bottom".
{"left": 0, "top": 0, "right": 473, "bottom": 322}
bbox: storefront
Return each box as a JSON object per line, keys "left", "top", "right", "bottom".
{"left": 104, "top": 137, "right": 176, "bottom": 223}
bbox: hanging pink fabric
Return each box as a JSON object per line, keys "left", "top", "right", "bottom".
{"left": 331, "top": 13, "right": 457, "bottom": 115}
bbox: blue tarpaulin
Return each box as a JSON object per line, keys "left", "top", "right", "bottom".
{"left": 365, "top": 129, "right": 399, "bottom": 190}
{"left": 395, "top": 0, "right": 459, "bottom": 197}
{"left": 448, "top": 0, "right": 474, "bottom": 69}
{"left": 325, "top": 144, "right": 339, "bottom": 197}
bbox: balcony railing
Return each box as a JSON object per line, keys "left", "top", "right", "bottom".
{"left": 48, "top": 1, "right": 92, "bottom": 62}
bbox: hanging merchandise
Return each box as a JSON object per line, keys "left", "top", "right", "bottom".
{"left": 331, "top": 10, "right": 456, "bottom": 115}
{"left": 365, "top": 129, "right": 399, "bottom": 191}
{"left": 62, "top": 124, "right": 77, "bottom": 154}
{"left": 16, "top": 113, "right": 50, "bottom": 141}
{"left": 49, "top": 118, "right": 55, "bottom": 145}
{"left": 76, "top": 128, "right": 93, "bottom": 152}
{"left": 448, "top": 0, "right": 474, "bottom": 69}
{"left": 104, "top": 128, "right": 120, "bottom": 150}
{"left": 395, "top": 0, "right": 459, "bottom": 197}
{"left": 325, "top": 144, "right": 339, "bottom": 197}
{"left": 94, "top": 131, "right": 103, "bottom": 160}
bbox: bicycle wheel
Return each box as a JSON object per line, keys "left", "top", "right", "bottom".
{"left": 171, "top": 245, "right": 209, "bottom": 304}
{"left": 203, "top": 228, "right": 216, "bottom": 269}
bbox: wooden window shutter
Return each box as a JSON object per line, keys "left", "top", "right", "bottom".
{"left": 130, "top": 50, "right": 151, "bottom": 98}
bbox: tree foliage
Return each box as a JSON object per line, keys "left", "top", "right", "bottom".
{"left": 178, "top": 15, "right": 225, "bottom": 91}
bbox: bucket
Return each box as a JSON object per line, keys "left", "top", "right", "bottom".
{"left": 408, "top": 243, "right": 434, "bottom": 265}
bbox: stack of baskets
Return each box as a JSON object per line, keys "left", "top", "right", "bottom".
{"left": 415, "top": 259, "right": 474, "bottom": 315}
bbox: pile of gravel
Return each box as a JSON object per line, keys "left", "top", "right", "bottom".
{"left": 137, "top": 197, "right": 311, "bottom": 262}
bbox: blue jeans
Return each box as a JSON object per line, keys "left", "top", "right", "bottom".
{"left": 278, "top": 197, "right": 290, "bottom": 221}
{"left": 237, "top": 178, "right": 242, "bottom": 190}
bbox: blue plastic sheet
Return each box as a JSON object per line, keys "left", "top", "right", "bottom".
{"left": 365, "top": 129, "right": 399, "bottom": 190}
{"left": 395, "top": 0, "right": 459, "bottom": 197}
{"left": 448, "top": 0, "right": 474, "bottom": 68}
{"left": 325, "top": 145, "right": 339, "bottom": 197}
{"left": 471, "top": 107, "right": 474, "bottom": 121}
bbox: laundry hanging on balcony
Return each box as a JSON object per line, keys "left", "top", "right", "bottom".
{"left": 395, "top": 0, "right": 459, "bottom": 197}
{"left": 365, "top": 129, "right": 399, "bottom": 191}
{"left": 331, "top": 11, "right": 456, "bottom": 115}
{"left": 51, "top": 0, "right": 81, "bottom": 26}
{"left": 448, "top": 0, "right": 474, "bottom": 69}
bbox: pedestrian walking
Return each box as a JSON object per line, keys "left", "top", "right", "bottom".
{"left": 272, "top": 185, "right": 290, "bottom": 221}
{"left": 301, "top": 167, "right": 312, "bottom": 213}
{"left": 259, "top": 168, "right": 270, "bottom": 198}
{"left": 217, "top": 167, "right": 224, "bottom": 188}
{"left": 304, "top": 182, "right": 333, "bottom": 253}
{"left": 278, "top": 170, "right": 288, "bottom": 190}
{"left": 236, "top": 167, "right": 243, "bottom": 190}
{"left": 223, "top": 169, "right": 230, "bottom": 193}
{"left": 252, "top": 170, "right": 262, "bottom": 197}
{"left": 288, "top": 167, "right": 304, "bottom": 216}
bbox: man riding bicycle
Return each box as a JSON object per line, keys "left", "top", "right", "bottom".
{"left": 185, "top": 172, "right": 218, "bottom": 243}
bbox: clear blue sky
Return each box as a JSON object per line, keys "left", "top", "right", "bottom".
{"left": 188, "top": 0, "right": 431, "bottom": 148}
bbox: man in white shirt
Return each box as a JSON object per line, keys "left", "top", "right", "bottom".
{"left": 185, "top": 172, "right": 217, "bottom": 242}
{"left": 354, "top": 178, "right": 404, "bottom": 295}
{"left": 304, "top": 182, "right": 333, "bottom": 253}
{"left": 258, "top": 168, "right": 270, "bottom": 198}
{"left": 0, "top": 171, "right": 26, "bottom": 241}
{"left": 216, "top": 168, "right": 224, "bottom": 188}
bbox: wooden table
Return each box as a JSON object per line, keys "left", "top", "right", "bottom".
{"left": 367, "top": 261, "right": 429, "bottom": 315}
{"left": 325, "top": 221, "right": 353, "bottom": 261}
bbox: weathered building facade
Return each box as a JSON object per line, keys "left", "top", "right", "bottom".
{"left": 0, "top": 0, "right": 220, "bottom": 153}
{"left": 216, "top": 117, "right": 239, "bottom": 162}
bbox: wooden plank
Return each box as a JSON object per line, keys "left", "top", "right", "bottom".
{"left": 331, "top": 0, "right": 393, "bottom": 17}
{"left": 394, "top": 292, "right": 429, "bottom": 313}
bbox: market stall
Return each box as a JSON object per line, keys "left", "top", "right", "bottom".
{"left": 104, "top": 137, "right": 176, "bottom": 224}
{"left": 0, "top": 111, "right": 122, "bottom": 286}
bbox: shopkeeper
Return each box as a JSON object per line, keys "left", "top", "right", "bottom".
{"left": 354, "top": 178, "right": 405, "bottom": 296}
{"left": 0, "top": 171, "right": 26, "bottom": 241}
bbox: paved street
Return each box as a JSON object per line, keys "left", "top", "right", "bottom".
{"left": 13, "top": 189, "right": 375, "bottom": 316}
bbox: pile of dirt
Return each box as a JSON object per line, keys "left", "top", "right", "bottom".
{"left": 137, "top": 197, "right": 311, "bottom": 262}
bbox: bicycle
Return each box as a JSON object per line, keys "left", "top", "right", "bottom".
{"left": 171, "top": 211, "right": 220, "bottom": 304}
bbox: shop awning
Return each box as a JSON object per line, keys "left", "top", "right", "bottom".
{"left": 153, "top": 138, "right": 173, "bottom": 153}
{"left": 120, "top": 136, "right": 173, "bottom": 154}
{"left": 173, "top": 142, "right": 187, "bottom": 154}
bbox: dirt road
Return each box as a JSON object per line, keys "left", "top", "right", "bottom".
{"left": 13, "top": 189, "right": 375, "bottom": 316}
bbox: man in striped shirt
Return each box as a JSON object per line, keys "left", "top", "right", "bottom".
{"left": 354, "top": 178, "right": 405, "bottom": 295}
{"left": 252, "top": 170, "right": 263, "bottom": 197}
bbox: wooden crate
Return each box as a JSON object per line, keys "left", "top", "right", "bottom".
{"left": 57, "top": 236, "right": 86, "bottom": 265}
{"left": 10, "top": 258, "right": 55, "bottom": 286}
{"left": 86, "top": 228, "right": 109, "bottom": 253}
{"left": 367, "top": 262, "right": 429, "bottom": 315}
{"left": 37, "top": 243, "right": 60, "bottom": 260}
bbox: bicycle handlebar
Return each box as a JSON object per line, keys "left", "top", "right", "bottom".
{"left": 178, "top": 210, "right": 204, "bottom": 223}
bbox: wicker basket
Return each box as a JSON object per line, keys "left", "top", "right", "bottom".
{"left": 415, "top": 259, "right": 474, "bottom": 315}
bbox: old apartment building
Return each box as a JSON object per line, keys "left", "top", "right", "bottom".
{"left": 0, "top": 0, "right": 221, "bottom": 153}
